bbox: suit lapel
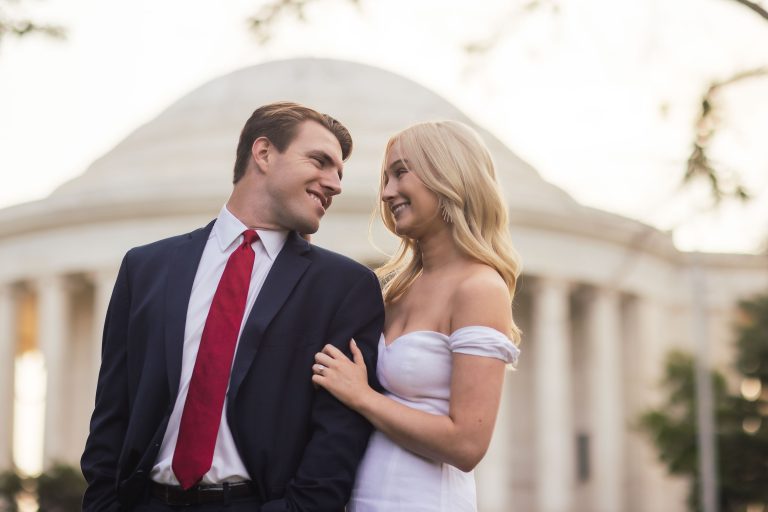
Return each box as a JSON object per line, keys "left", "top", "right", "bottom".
{"left": 228, "top": 232, "right": 311, "bottom": 401}
{"left": 164, "top": 220, "right": 215, "bottom": 399}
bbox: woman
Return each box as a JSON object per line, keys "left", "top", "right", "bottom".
{"left": 312, "top": 120, "right": 522, "bottom": 511}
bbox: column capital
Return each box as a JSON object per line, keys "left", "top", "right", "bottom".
{"left": 0, "top": 283, "right": 14, "bottom": 304}
{"left": 0, "top": 279, "right": 26, "bottom": 298}
{"left": 32, "top": 273, "right": 70, "bottom": 294}
{"left": 581, "top": 285, "right": 621, "bottom": 303}
{"left": 88, "top": 267, "right": 119, "bottom": 282}
{"left": 530, "top": 275, "right": 573, "bottom": 296}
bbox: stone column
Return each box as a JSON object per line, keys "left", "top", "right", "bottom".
{"left": 533, "top": 277, "right": 574, "bottom": 512}
{"left": 0, "top": 283, "right": 16, "bottom": 469}
{"left": 36, "top": 275, "right": 69, "bottom": 467}
{"left": 475, "top": 374, "right": 514, "bottom": 511}
{"left": 624, "top": 296, "right": 687, "bottom": 512}
{"left": 90, "top": 269, "right": 117, "bottom": 392}
{"left": 587, "top": 288, "right": 624, "bottom": 512}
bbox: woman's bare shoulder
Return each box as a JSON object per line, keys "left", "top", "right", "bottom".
{"left": 450, "top": 264, "right": 511, "bottom": 333}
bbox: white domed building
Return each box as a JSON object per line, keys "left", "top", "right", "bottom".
{"left": 0, "top": 58, "right": 765, "bottom": 512}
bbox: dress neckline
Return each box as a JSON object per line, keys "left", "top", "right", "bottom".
{"left": 381, "top": 325, "right": 512, "bottom": 349}
{"left": 380, "top": 330, "right": 448, "bottom": 348}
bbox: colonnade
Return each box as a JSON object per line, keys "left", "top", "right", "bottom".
{"left": 477, "top": 277, "right": 670, "bottom": 512}
{"left": 0, "top": 270, "right": 116, "bottom": 469}
{"left": 0, "top": 272, "right": 673, "bottom": 512}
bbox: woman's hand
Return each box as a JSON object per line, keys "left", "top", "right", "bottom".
{"left": 312, "top": 339, "right": 373, "bottom": 410}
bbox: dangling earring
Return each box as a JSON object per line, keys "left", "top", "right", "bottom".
{"left": 439, "top": 200, "right": 453, "bottom": 224}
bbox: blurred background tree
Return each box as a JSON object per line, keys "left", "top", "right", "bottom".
{"left": 34, "top": 464, "right": 86, "bottom": 512}
{"left": 683, "top": 0, "right": 766, "bottom": 204}
{"left": 248, "top": 0, "right": 767, "bottom": 207}
{"left": 640, "top": 294, "right": 768, "bottom": 512}
{"left": 0, "top": 0, "right": 64, "bottom": 47}
{"left": 0, "top": 469, "right": 22, "bottom": 512}
{"left": 0, "top": 464, "right": 86, "bottom": 512}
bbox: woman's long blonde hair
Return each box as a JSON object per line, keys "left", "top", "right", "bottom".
{"left": 375, "top": 120, "right": 522, "bottom": 344}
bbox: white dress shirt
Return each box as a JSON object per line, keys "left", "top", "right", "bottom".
{"left": 151, "top": 205, "right": 288, "bottom": 485}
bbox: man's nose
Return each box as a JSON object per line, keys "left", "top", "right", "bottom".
{"left": 322, "top": 172, "right": 342, "bottom": 196}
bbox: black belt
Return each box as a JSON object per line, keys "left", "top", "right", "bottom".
{"left": 151, "top": 481, "right": 257, "bottom": 506}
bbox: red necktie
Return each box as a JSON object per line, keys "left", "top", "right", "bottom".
{"left": 172, "top": 229, "right": 259, "bottom": 489}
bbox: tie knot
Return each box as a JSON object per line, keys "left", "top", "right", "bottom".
{"left": 242, "top": 230, "right": 259, "bottom": 246}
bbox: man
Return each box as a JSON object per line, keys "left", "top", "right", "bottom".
{"left": 81, "top": 102, "right": 385, "bottom": 511}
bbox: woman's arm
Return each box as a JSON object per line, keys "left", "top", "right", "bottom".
{"left": 312, "top": 271, "right": 513, "bottom": 472}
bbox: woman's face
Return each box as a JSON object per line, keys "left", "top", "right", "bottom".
{"left": 380, "top": 145, "right": 442, "bottom": 239}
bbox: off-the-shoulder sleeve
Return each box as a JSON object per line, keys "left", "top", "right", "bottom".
{"left": 449, "top": 325, "right": 520, "bottom": 366}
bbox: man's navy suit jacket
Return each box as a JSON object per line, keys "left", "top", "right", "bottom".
{"left": 81, "top": 220, "right": 385, "bottom": 511}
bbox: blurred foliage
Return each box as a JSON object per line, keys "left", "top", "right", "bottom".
{"left": 0, "top": 463, "right": 86, "bottom": 512}
{"left": 0, "top": 0, "right": 65, "bottom": 47}
{"left": 685, "top": 67, "right": 767, "bottom": 205}
{"left": 35, "top": 463, "right": 86, "bottom": 512}
{"left": 248, "top": 0, "right": 360, "bottom": 44}
{"left": 247, "top": 0, "right": 766, "bottom": 208}
{"left": 640, "top": 294, "right": 768, "bottom": 512}
{"left": 462, "top": 0, "right": 560, "bottom": 55}
{"left": 735, "top": 294, "right": 768, "bottom": 384}
{"left": 0, "top": 470, "right": 22, "bottom": 512}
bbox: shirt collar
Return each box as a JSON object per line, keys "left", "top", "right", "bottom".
{"left": 213, "top": 205, "right": 289, "bottom": 261}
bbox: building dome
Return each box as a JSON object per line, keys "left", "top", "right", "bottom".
{"left": 0, "top": 58, "right": 588, "bottom": 239}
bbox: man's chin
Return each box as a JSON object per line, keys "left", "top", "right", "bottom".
{"left": 279, "top": 213, "right": 320, "bottom": 236}
{"left": 297, "top": 221, "right": 320, "bottom": 235}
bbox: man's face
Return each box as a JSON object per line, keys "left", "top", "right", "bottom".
{"left": 263, "top": 121, "right": 344, "bottom": 234}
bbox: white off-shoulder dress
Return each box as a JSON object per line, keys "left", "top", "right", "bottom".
{"left": 348, "top": 326, "right": 520, "bottom": 512}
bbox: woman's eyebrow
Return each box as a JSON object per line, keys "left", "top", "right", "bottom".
{"left": 387, "top": 159, "right": 409, "bottom": 170}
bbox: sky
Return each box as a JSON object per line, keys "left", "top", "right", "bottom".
{"left": 1, "top": 0, "right": 767, "bottom": 253}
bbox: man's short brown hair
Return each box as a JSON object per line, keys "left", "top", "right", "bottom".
{"left": 232, "top": 101, "right": 353, "bottom": 183}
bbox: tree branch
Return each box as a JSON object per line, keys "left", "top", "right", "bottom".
{"left": 685, "top": 67, "right": 768, "bottom": 203}
{"left": 463, "top": 0, "right": 560, "bottom": 56}
{"left": 247, "top": 0, "right": 360, "bottom": 44}
{"left": 728, "top": 0, "right": 768, "bottom": 22}
{"left": 0, "top": 1, "right": 66, "bottom": 46}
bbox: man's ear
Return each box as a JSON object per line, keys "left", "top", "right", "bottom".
{"left": 251, "top": 136, "right": 271, "bottom": 173}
